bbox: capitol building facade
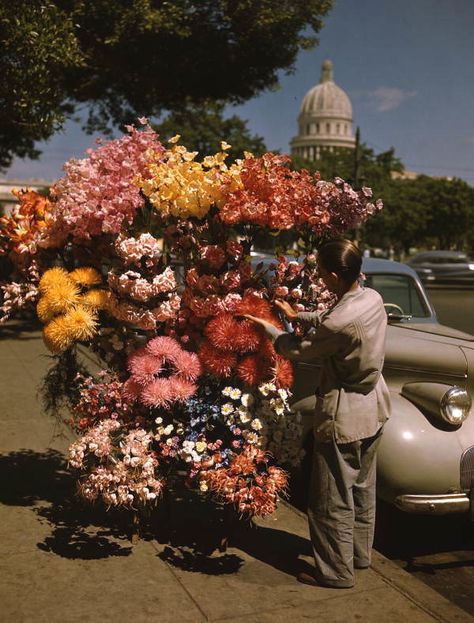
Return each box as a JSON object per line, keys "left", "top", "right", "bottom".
{"left": 290, "top": 60, "right": 355, "bottom": 161}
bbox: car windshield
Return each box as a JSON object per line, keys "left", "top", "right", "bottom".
{"left": 364, "top": 273, "right": 430, "bottom": 318}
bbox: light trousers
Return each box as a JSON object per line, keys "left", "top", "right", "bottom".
{"left": 307, "top": 428, "right": 383, "bottom": 587}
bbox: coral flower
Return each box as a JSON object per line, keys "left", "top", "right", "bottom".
{"left": 69, "top": 267, "right": 102, "bottom": 287}
{"left": 122, "top": 378, "right": 142, "bottom": 401}
{"left": 198, "top": 342, "right": 237, "bottom": 378}
{"left": 146, "top": 336, "right": 183, "bottom": 362}
{"left": 205, "top": 314, "right": 262, "bottom": 354}
{"left": 236, "top": 294, "right": 282, "bottom": 328}
{"left": 168, "top": 377, "right": 197, "bottom": 401}
{"left": 174, "top": 350, "right": 202, "bottom": 381}
{"left": 274, "top": 355, "right": 294, "bottom": 389}
{"left": 128, "top": 352, "right": 163, "bottom": 386}
{"left": 141, "top": 378, "right": 174, "bottom": 407}
{"left": 236, "top": 354, "right": 265, "bottom": 386}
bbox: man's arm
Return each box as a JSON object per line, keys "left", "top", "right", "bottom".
{"left": 274, "top": 322, "right": 342, "bottom": 362}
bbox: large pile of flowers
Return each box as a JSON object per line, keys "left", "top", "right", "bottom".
{"left": 0, "top": 120, "right": 382, "bottom": 519}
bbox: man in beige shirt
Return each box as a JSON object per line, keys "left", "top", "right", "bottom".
{"left": 246, "top": 239, "right": 391, "bottom": 589}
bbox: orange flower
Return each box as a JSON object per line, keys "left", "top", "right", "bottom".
{"left": 0, "top": 189, "right": 53, "bottom": 255}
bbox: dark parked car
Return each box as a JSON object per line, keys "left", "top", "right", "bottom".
{"left": 408, "top": 250, "right": 474, "bottom": 284}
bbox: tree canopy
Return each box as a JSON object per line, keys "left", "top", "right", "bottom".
{"left": 0, "top": 0, "right": 333, "bottom": 169}
{"left": 364, "top": 176, "right": 474, "bottom": 255}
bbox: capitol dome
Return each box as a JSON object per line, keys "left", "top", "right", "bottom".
{"left": 291, "top": 60, "right": 355, "bottom": 161}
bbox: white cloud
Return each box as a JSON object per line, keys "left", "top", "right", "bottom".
{"left": 367, "top": 87, "right": 417, "bottom": 112}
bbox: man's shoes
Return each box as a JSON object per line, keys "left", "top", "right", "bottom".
{"left": 297, "top": 571, "right": 353, "bottom": 589}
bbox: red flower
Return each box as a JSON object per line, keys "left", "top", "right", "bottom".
{"left": 198, "top": 342, "right": 237, "bottom": 378}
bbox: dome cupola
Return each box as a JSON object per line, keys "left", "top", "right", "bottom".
{"left": 291, "top": 60, "right": 355, "bottom": 161}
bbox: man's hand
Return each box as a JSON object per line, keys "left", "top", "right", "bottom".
{"left": 243, "top": 314, "right": 279, "bottom": 332}
{"left": 274, "top": 299, "right": 297, "bottom": 321}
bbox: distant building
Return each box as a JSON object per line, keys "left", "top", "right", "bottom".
{"left": 0, "top": 178, "right": 52, "bottom": 215}
{"left": 291, "top": 60, "right": 355, "bottom": 160}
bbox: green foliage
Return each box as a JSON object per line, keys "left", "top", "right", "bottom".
{"left": 0, "top": 0, "right": 333, "bottom": 168}
{"left": 0, "top": 1, "right": 83, "bottom": 169}
{"left": 154, "top": 101, "right": 266, "bottom": 162}
{"left": 292, "top": 144, "right": 403, "bottom": 193}
{"left": 364, "top": 176, "right": 474, "bottom": 254}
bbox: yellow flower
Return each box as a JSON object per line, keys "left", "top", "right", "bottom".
{"left": 79, "top": 289, "right": 110, "bottom": 310}
{"left": 43, "top": 316, "right": 74, "bottom": 354}
{"left": 137, "top": 139, "right": 241, "bottom": 219}
{"left": 62, "top": 305, "right": 98, "bottom": 341}
{"left": 39, "top": 267, "right": 70, "bottom": 295}
{"left": 42, "top": 279, "right": 81, "bottom": 315}
{"left": 37, "top": 297, "right": 57, "bottom": 324}
{"left": 42, "top": 305, "right": 98, "bottom": 354}
{"left": 195, "top": 441, "right": 207, "bottom": 453}
{"left": 69, "top": 267, "right": 102, "bottom": 287}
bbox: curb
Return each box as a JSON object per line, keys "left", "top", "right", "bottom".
{"left": 281, "top": 499, "right": 473, "bottom": 623}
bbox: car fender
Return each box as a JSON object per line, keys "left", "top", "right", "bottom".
{"left": 377, "top": 391, "right": 463, "bottom": 503}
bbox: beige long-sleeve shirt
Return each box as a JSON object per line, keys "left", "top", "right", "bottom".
{"left": 270, "top": 286, "right": 391, "bottom": 443}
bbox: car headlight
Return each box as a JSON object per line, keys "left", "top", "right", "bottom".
{"left": 401, "top": 382, "right": 472, "bottom": 426}
{"left": 440, "top": 387, "right": 472, "bottom": 425}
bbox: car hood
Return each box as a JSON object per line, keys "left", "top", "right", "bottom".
{"left": 390, "top": 322, "right": 474, "bottom": 342}
{"left": 385, "top": 324, "right": 470, "bottom": 378}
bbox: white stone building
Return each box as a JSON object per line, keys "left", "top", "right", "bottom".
{"left": 290, "top": 60, "right": 355, "bottom": 161}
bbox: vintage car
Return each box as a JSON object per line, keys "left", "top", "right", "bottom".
{"left": 290, "top": 258, "right": 474, "bottom": 516}
{"left": 407, "top": 250, "right": 474, "bottom": 284}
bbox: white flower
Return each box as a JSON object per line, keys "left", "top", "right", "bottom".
{"left": 155, "top": 417, "right": 163, "bottom": 424}
{"left": 221, "top": 402, "right": 234, "bottom": 416}
{"left": 278, "top": 388, "right": 288, "bottom": 400}
{"left": 237, "top": 408, "right": 251, "bottom": 424}
{"left": 259, "top": 382, "right": 276, "bottom": 397}
{"left": 244, "top": 431, "right": 260, "bottom": 444}
{"left": 222, "top": 386, "right": 233, "bottom": 397}
{"left": 229, "top": 388, "right": 242, "bottom": 400}
{"left": 241, "top": 393, "right": 254, "bottom": 407}
{"left": 251, "top": 418, "right": 263, "bottom": 431}
{"left": 163, "top": 424, "right": 174, "bottom": 435}
{"left": 199, "top": 481, "right": 208, "bottom": 492}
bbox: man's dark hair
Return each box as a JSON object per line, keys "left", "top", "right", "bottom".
{"left": 317, "top": 239, "right": 362, "bottom": 285}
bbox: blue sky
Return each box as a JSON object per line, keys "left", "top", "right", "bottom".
{"left": 6, "top": 0, "right": 474, "bottom": 185}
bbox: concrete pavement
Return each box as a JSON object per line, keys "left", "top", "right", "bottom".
{"left": 0, "top": 321, "right": 472, "bottom": 623}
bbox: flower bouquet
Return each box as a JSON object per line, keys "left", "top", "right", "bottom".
{"left": 0, "top": 119, "right": 382, "bottom": 527}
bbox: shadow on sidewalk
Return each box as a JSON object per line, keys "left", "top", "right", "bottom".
{"left": 152, "top": 492, "right": 312, "bottom": 578}
{"left": 0, "top": 318, "right": 43, "bottom": 340}
{"left": 0, "top": 449, "right": 133, "bottom": 559}
{"left": 0, "top": 449, "right": 312, "bottom": 576}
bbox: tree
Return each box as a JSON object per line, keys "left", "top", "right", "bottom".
{"left": 0, "top": 0, "right": 333, "bottom": 169}
{"left": 0, "top": 1, "right": 83, "bottom": 169}
{"left": 154, "top": 101, "right": 266, "bottom": 161}
{"left": 364, "top": 176, "right": 474, "bottom": 255}
{"left": 292, "top": 144, "right": 404, "bottom": 193}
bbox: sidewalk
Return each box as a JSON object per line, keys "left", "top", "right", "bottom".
{"left": 0, "top": 322, "right": 471, "bottom": 623}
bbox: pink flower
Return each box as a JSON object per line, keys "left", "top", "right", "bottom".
{"left": 128, "top": 353, "right": 163, "bottom": 386}
{"left": 200, "top": 245, "right": 226, "bottom": 270}
{"left": 141, "top": 378, "right": 174, "bottom": 407}
{"left": 49, "top": 124, "right": 164, "bottom": 241}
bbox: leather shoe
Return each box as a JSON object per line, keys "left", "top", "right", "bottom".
{"left": 297, "top": 571, "right": 353, "bottom": 589}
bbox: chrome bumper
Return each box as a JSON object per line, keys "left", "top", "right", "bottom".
{"left": 394, "top": 493, "right": 470, "bottom": 514}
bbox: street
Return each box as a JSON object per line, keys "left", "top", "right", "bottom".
{"left": 375, "top": 285, "right": 474, "bottom": 615}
